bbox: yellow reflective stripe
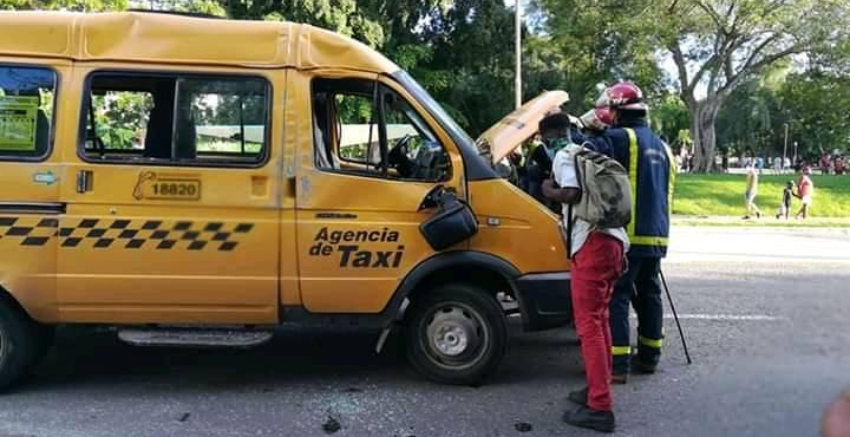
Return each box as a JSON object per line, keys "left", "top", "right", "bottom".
{"left": 630, "top": 236, "right": 669, "bottom": 246}
{"left": 611, "top": 346, "right": 632, "bottom": 356}
{"left": 625, "top": 128, "right": 638, "bottom": 239}
{"left": 639, "top": 336, "right": 663, "bottom": 349}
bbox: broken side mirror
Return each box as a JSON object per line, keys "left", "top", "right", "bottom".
{"left": 418, "top": 184, "right": 447, "bottom": 211}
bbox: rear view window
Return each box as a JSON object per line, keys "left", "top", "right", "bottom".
{"left": 0, "top": 65, "right": 56, "bottom": 159}
{"left": 82, "top": 72, "right": 269, "bottom": 166}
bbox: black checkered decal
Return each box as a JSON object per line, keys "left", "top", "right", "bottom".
{"left": 0, "top": 217, "right": 253, "bottom": 251}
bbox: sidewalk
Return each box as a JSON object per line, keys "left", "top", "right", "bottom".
{"left": 673, "top": 215, "right": 850, "bottom": 228}
{"left": 668, "top": 225, "right": 850, "bottom": 263}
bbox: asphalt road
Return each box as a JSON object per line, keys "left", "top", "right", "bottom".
{"left": 1, "top": 226, "right": 849, "bottom": 437}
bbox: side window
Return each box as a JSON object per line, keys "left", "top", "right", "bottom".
{"left": 312, "top": 77, "right": 450, "bottom": 181}
{"left": 334, "top": 93, "right": 382, "bottom": 170}
{"left": 0, "top": 65, "right": 56, "bottom": 159}
{"left": 82, "top": 72, "right": 269, "bottom": 166}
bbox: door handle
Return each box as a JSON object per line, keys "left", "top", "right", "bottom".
{"left": 76, "top": 170, "right": 93, "bottom": 193}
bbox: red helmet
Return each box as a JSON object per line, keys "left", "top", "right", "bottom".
{"left": 597, "top": 82, "right": 648, "bottom": 111}
{"left": 580, "top": 106, "right": 614, "bottom": 131}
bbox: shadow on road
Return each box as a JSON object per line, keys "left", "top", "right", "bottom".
{"left": 22, "top": 322, "right": 584, "bottom": 393}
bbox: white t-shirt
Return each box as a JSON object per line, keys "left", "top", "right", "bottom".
{"left": 552, "top": 147, "right": 630, "bottom": 257}
{"left": 746, "top": 166, "right": 758, "bottom": 194}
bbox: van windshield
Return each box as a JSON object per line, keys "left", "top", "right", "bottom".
{"left": 392, "top": 70, "right": 497, "bottom": 181}
{"left": 393, "top": 71, "right": 475, "bottom": 148}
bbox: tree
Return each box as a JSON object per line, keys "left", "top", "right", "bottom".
{"left": 220, "top": 0, "right": 384, "bottom": 48}
{"left": 779, "top": 71, "right": 850, "bottom": 158}
{"left": 658, "top": 0, "right": 849, "bottom": 171}
{"left": 0, "top": 0, "right": 126, "bottom": 10}
{"left": 651, "top": 94, "right": 691, "bottom": 147}
{"left": 534, "top": 0, "right": 665, "bottom": 114}
{"left": 715, "top": 76, "right": 788, "bottom": 159}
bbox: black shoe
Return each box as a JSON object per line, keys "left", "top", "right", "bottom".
{"left": 562, "top": 405, "right": 616, "bottom": 433}
{"left": 568, "top": 387, "right": 588, "bottom": 406}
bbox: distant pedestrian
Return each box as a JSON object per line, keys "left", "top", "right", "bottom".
{"left": 795, "top": 167, "right": 814, "bottom": 219}
{"left": 834, "top": 156, "right": 845, "bottom": 175}
{"left": 744, "top": 163, "right": 762, "bottom": 219}
{"left": 821, "top": 154, "right": 832, "bottom": 175}
{"left": 776, "top": 181, "right": 794, "bottom": 220}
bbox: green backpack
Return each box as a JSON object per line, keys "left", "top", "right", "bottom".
{"left": 565, "top": 144, "right": 632, "bottom": 229}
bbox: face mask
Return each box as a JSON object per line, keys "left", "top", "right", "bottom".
{"left": 544, "top": 137, "right": 571, "bottom": 150}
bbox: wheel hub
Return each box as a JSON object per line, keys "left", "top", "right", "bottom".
{"left": 426, "top": 307, "right": 481, "bottom": 360}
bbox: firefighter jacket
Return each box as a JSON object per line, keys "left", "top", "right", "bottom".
{"left": 586, "top": 119, "right": 675, "bottom": 258}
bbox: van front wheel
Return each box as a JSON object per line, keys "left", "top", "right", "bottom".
{"left": 0, "top": 297, "right": 39, "bottom": 391}
{"left": 405, "top": 284, "right": 508, "bottom": 385}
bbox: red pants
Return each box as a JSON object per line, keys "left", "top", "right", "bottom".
{"left": 571, "top": 232, "right": 624, "bottom": 412}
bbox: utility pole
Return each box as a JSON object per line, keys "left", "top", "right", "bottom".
{"left": 783, "top": 123, "right": 789, "bottom": 174}
{"left": 515, "top": 0, "right": 522, "bottom": 109}
{"left": 793, "top": 141, "right": 799, "bottom": 166}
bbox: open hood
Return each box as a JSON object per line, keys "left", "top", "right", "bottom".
{"left": 476, "top": 91, "right": 570, "bottom": 164}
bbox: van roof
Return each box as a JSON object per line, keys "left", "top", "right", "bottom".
{"left": 0, "top": 11, "right": 399, "bottom": 73}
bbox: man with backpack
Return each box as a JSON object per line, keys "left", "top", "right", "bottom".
{"left": 588, "top": 83, "right": 676, "bottom": 384}
{"left": 540, "top": 112, "right": 631, "bottom": 433}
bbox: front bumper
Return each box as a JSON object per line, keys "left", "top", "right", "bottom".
{"left": 513, "top": 272, "right": 572, "bottom": 331}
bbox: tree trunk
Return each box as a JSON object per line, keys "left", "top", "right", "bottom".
{"left": 688, "top": 99, "right": 721, "bottom": 173}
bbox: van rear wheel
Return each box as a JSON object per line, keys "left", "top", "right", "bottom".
{"left": 0, "top": 297, "right": 40, "bottom": 391}
{"left": 405, "top": 284, "right": 508, "bottom": 385}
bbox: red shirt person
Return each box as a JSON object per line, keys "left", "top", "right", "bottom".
{"left": 795, "top": 167, "right": 815, "bottom": 219}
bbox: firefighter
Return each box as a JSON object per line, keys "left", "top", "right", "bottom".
{"left": 585, "top": 83, "right": 675, "bottom": 384}
{"left": 580, "top": 106, "right": 613, "bottom": 137}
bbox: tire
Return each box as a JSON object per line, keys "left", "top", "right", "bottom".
{"left": 0, "top": 296, "right": 40, "bottom": 391}
{"left": 404, "top": 283, "right": 508, "bottom": 385}
{"left": 31, "top": 324, "right": 56, "bottom": 367}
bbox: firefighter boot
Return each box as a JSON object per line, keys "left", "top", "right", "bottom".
{"left": 635, "top": 336, "right": 662, "bottom": 374}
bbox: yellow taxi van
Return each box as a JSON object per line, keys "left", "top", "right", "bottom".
{"left": 0, "top": 11, "right": 572, "bottom": 389}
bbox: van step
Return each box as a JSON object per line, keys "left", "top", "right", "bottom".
{"left": 117, "top": 327, "right": 273, "bottom": 348}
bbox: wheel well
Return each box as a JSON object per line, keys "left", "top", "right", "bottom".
{"left": 407, "top": 264, "right": 514, "bottom": 303}
{"left": 0, "top": 286, "right": 33, "bottom": 322}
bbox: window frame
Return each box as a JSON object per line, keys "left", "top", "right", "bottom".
{"left": 311, "top": 76, "right": 451, "bottom": 183}
{"left": 77, "top": 69, "right": 273, "bottom": 169}
{"left": 0, "top": 62, "right": 60, "bottom": 163}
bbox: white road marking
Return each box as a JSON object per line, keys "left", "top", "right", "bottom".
{"left": 664, "top": 314, "right": 782, "bottom": 321}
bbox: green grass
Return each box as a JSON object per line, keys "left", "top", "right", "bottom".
{"left": 673, "top": 173, "right": 850, "bottom": 218}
